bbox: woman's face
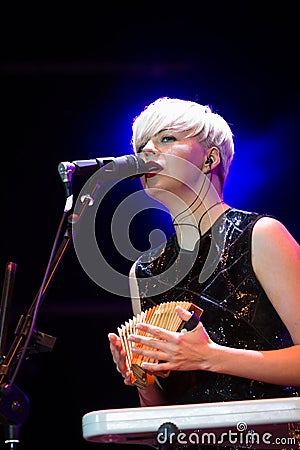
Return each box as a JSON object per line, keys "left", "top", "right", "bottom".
{"left": 137, "top": 129, "right": 208, "bottom": 203}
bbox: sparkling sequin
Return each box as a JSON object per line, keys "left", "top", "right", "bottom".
{"left": 135, "top": 208, "right": 300, "bottom": 404}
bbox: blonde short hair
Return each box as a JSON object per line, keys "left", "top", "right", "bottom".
{"left": 132, "top": 97, "right": 234, "bottom": 184}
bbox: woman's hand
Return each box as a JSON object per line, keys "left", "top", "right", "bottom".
{"left": 108, "top": 332, "right": 135, "bottom": 386}
{"left": 128, "top": 305, "right": 214, "bottom": 374}
{"left": 108, "top": 331, "right": 168, "bottom": 406}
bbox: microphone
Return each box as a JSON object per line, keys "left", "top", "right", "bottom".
{"left": 58, "top": 155, "right": 161, "bottom": 210}
{"left": 58, "top": 154, "right": 155, "bottom": 182}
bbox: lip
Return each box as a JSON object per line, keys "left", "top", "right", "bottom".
{"left": 145, "top": 172, "right": 158, "bottom": 179}
{"left": 145, "top": 161, "right": 163, "bottom": 178}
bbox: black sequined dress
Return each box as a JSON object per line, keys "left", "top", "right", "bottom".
{"left": 134, "top": 208, "right": 300, "bottom": 405}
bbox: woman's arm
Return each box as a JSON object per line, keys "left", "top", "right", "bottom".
{"left": 252, "top": 217, "right": 300, "bottom": 348}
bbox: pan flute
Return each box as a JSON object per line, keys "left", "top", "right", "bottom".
{"left": 117, "top": 301, "right": 203, "bottom": 388}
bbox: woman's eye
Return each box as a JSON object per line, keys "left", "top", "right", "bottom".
{"left": 137, "top": 135, "right": 176, "bottom": 153}
{"left": 161, "top": 136, "right": 176, "bottom": 143}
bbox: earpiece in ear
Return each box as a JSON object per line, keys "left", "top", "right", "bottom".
{"left": 205, "top": 156, "right": 213, "bottom": 166}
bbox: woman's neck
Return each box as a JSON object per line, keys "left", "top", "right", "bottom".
{"left": 169, "top": 183, "right": 230, "bottom": 250}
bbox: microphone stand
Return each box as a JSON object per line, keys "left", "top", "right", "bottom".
{"left": 0, "top": 169, "right": 92, "bottom": 448}
{"left": 0, "top": 168, "right": 104, "bottom": 448}
{"left": 0, "top": 211, "right": 72, "bottom": 448}
{"left": 0, "top": 262, "right": 28, "bottom": 449}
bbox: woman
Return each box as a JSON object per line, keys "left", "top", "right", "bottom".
{"left": 108, "top": 97, "right": 300, "bottom": 435}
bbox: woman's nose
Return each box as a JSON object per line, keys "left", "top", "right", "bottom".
{"left": 140, "top": 141, "right": 159, "bottom": 161}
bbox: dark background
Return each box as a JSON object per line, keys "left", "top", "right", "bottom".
{"left": 0, "top": 4, "right": 299, "bottom": 449}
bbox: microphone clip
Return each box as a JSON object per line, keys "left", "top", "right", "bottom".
{"left": 58, "top": 162, "right": 74, "bottom": 212}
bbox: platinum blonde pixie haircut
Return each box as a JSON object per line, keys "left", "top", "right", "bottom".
{"left": 131, "top": 97, "right": 235, "bottom": 184}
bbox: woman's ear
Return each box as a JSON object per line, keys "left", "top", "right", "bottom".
{"left": 203, "top": 147, "right": 220, "bottom": 173}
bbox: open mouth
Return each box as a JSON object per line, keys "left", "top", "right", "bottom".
{"left": 145, "top": 161, "right": 163, "bottom": 178}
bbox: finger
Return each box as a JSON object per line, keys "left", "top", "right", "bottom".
{"left": 131, "top": 345, "right": 166, "bottom": 362}
{"left": 135, "top": 322, "right": 175, "bottom": 339}
{"left": 108, "top": 333, "right": 121, "bottom": 351}
{"left": 123, "top": 371, "right": 132, "bottom": 383}
{"left": 141, "top": 361, "right": 170, "bottom": 373}
{"left": 108, "top": 332, "right": 119, "bottom": 342}
{"left": 175, "top": 305, "right": 193, "bottom": 321}
{"left": 175, "top": 306, "right": 201, "bottom": 332}
{"left": 128, "top": 334, "right": 164, "bottom": 350}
